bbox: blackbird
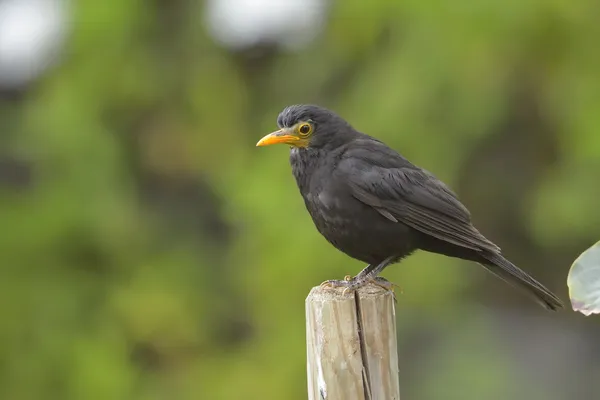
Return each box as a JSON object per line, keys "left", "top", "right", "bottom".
{"left": 256, "top": 104, "right": 563, "bottom": 311}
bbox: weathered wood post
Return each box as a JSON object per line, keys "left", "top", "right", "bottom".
{"left": 306, "top": 283, "right": 400, "bottom": 400}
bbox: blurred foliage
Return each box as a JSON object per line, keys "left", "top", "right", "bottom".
{"left": 1, "top": 0, "right": 600, "bottom": 399}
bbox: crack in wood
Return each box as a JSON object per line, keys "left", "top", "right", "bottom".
{"left": 354, "top": 292, "right": 372, "bottom": 400}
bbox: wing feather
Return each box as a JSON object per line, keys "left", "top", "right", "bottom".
{"left": 338, "top": 148, "right": 499, "bottom": 253}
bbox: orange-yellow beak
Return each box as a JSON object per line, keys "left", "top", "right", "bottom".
{"left": 256, "top": 128, "right": 302, "bottom": 147}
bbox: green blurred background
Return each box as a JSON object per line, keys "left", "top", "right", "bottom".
{"left": 1, "top": 0, "right": 599, "bottom": 399}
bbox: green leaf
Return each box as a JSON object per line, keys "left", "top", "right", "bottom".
{"left": 567, "top": 241, "right": 600, "bottom": 315}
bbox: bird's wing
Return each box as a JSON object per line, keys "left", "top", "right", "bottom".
{"left": 339, "top": 150, "right": 500, "bottom": 253}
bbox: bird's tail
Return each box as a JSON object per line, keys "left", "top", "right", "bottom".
{"left": 479, "top": 253, "right": 564, "bottom": 311}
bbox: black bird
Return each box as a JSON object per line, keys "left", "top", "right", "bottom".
{"left": 256, "top": 104, "right": 563, "bottom": 311}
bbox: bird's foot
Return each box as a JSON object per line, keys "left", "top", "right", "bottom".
{"left": 320, "top": 276, "right": 400, "bottom": 298}
{"left": 368, "top": 276, "right": 401, "bottom": 293}
{"left": 319, "top": 275, "right": 353, "bottom": 289}
{"left": 363, "top": 277, "right": 401, "bottom": 303}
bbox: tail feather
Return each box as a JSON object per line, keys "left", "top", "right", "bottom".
{"left": 480, "top": 253, "right": 564, "bottom": 311}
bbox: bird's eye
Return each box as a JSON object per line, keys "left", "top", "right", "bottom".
{"left": 298, "top": 123, "right": 312, "bottom": 136}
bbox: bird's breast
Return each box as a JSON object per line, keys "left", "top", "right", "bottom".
{"left": 304, "top": 183, "right": 370, "bottom": 231}
{"left": 305, "top": 190, "right": 350, "bottom": 225}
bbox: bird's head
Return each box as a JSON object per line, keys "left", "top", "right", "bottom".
{"left": 256, "top": 105, "right": 355, "bottom": 150}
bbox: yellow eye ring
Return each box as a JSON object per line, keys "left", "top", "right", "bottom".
{"left": 298, "top": 123, "right": 312, "bottom": 136}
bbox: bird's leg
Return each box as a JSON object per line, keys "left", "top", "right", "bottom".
{"left": 355, "top": 255, "right": 397, "bottom": 282}
{"left": 320, "top": 255, "right": 399, "bottom": 294}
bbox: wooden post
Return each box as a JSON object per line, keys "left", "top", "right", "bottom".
{"left": 306, "top": 283, "right": 400, "bottom": 400}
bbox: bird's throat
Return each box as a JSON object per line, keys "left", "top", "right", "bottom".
{"left": 290, "top": 147, "right": 324, "bottom": 193}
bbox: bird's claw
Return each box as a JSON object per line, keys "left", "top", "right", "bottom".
{"left": 319, "top": 275, "right": 353, "bottom": 289}
{"left": 366, "top": 277, "right": 401, "bottom": 303}
{"left": 370, "top": 277, "right": 402, "bottom": 293}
